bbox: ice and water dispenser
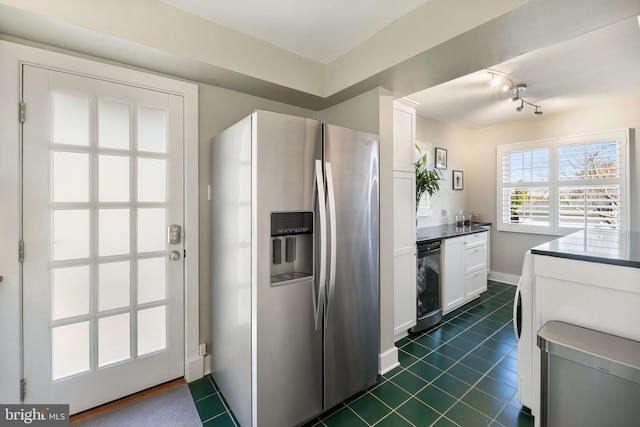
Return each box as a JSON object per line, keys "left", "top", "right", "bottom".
{"left": 270, "top": 212, "right": 313, "bottom": 285}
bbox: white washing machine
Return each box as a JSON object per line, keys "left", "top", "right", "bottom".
{"left": 513, "top": 251, "right": 535, "bottom": 410}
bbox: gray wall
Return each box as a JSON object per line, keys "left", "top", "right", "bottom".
{"left": 200, "top": 85, "right": 394, "bottom": 355}
{"left": 198, "top": 84, "right": 317, "bottom": 345}
{"left": 417, "top": 97, "right": 640, "bottom": 278}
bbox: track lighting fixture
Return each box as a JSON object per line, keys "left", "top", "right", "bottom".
{"left": 487, "top": 71, "right": 543, "bottom": 116}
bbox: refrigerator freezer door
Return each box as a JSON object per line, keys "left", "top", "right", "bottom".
{"left": 254, "top": 111, "right": 324, "bottom": 427}
{"left": 323, "top": 123, "right": 380, "bottom": 410}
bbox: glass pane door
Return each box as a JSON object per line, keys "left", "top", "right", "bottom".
{"left": 22, "top": 65, "right": 184, "bottom": 414}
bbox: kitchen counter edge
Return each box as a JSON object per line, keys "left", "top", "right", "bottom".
{"left": 531, "top": 229, "right": 640, "bottom": 269}
{"left": 416, "top": 223, "right": 491, "bottom": 243}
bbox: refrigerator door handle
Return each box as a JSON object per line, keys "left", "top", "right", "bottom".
{"left": 314, "top": 160, "right": 327, "bottom": 331}
{"left": 324, "top": 162, "right": 337, "bottom": 328}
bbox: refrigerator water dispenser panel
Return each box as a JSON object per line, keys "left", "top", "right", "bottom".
{"left": 270, "top": 212, "right": 313, "bottom": 285}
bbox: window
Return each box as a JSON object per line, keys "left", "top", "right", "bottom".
{"left": 497, "top": 130, "right": 629, "bottom": 234}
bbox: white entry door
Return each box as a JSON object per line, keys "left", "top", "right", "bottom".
{"left": 22, "top": 65, "right": 185, "bottom": 414}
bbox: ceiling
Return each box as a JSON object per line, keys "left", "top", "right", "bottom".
{"left": 160, "top": 0, "right": 430, "bottom": 64}
{"left": 161, "top": 1, "right": 640, "bottom": 129}
{"left": 408, "top": 16, "right": 640, "bottom": 129}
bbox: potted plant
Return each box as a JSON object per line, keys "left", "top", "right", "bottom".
{"left": 415, "top": 145, "right": 443, "bottom": 209}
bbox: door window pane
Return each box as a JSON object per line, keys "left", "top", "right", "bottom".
{"left": 138, "top": 306, "right": 166, "bottom": 355}
{"left": 99, "top": 155, "right": 130, "bottom": 202}
{"left": 99, "top": 100, "right": 130, "bottom": 150}
{"left": 138, "top": 107, "right": 166, "bottom": 153}
{"left": 99, "top": 261, "right": 130, "bottom": 311}
{"left": 99, "top": 209, "right": 130, "bottom": 256}
{"left": 137, "top": 208, "right": 165, "bottom": 252}
{"left": 52, "top": 151, "right": 89, "bottom": 202}
{"left": 52, "top": 210, "right": 89, "bottom": 261}
{"left": 138, "top": 258, "right": 166, "bottom": 304}
{"left": 52, "top": 266, "right": 90, "bottom": 321}
{"left": 98, "top": 313, "right": 131, "bottom": 367}
{"left": 52, "top": 322, "right": 90, "bottom": 380}
{"left": 52, "top": 92, "right": 89, "bottom": 146}
{"left": 137, "top": 158, "right": 166, "bottom": 202}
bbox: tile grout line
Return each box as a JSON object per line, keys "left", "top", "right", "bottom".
{"left": 339, "top": 283, "right": 517, "bottom": 427}
{"left": 390, "top": 284, "right": 517, "bottom": 426}
{"left": 199, "top": 282, "right": 524, "bottom": 427}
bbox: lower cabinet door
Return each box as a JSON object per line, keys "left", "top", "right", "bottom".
{"left": 465, "top": 269, "right": 487, "bottom": 300}
{"left": 394, "top": 252, "right": 417, "bottom": 336}
{"left": 442, "top": 237, "right": 464, "bottom": 315}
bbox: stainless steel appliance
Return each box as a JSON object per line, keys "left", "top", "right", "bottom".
{"left": 538, "top": 321, "right": 640, "bottom": 426}
{"left": 411, "top": 240, "right": 442, "bottom": 333}
{"left": 210, "top": 110, "right": 379, "bottom": 427}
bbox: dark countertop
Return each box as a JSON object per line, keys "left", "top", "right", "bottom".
{"left": 416, "top": 223, "right": 490, "bottom": 243}
{"left": 531, "top": 229, "right": 640, "bottom": 268}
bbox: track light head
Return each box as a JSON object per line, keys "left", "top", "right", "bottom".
{"left": 489, "top": 73, "right": 501, "bottom": 87}
{"left": 487, "top": 70, "right": 543, "bottom": 116}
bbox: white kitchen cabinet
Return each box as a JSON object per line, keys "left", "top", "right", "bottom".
{"left": 392, "top": 99, "right": 417, "bottom": 339}
{"left": 464, "top": 231, "right": 488, "bottom": 299}
{"left": 392, "top": 100, "right": 416, "bottom": 172}
{"left": 442, "top": 231, "right": 488, "bottom": 314}
{"left": 442, "top": 236, "right": 464, "bottom": 314}
{"left": 393, "top": 171, "right": 416, "bottom": 337}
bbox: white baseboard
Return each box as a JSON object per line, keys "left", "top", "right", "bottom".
{"left": 489, "top": 271, "right": 519, "bottom": 286}
{"left": 186, "top": 356, "right": 204, "bottom": 382}
{"left": 378, "top": 346, "right": 400, "bottom": 375}
{"left": 394, "top": 330, "right": 409, "bottom": 342}
{"left": 203, "top": 355, "right": 212, "bottom": 375}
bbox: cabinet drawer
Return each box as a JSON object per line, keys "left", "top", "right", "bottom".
{"left": 465, "top": 268, "right": 487, "bottom": 300}
{"left": 465, "top": 232, "right": 487, "bottom": 249}
{"left": 465, "top": 246, "right": 487, "bottom": 274}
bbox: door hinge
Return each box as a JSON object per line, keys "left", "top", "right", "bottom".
{"left": 19, "top": 241, "right": 24, "bottom": 262}
{"left": 19, "top": 102, "right": 25, "bottom": 123}
{"left": 20, "top": 378, "right": 26, "bottom": 401}
{"left": 183, "top": 249, "right": 186, "bottom": 258}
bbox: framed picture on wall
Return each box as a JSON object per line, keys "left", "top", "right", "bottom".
{"left": 435, "top": 147, "right": 447, "bottom": 169}
{"left": 453, "top": 170, "right": 463, "bottom": 190}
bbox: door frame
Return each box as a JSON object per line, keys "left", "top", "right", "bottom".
{"left": 0, "top": 39, "right": 201, "bottom": 404}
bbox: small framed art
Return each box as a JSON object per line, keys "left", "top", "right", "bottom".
{"left": 435, "top": 147, "right": 447, "bottom": 169}
{"left": 453, "top": 170, "right": 463, "bottom": 190}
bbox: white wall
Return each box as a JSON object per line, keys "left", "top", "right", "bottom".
{"left": 415, "top": 115, "right": 472, "bottom": 227}
{"left": 417, "top": 97, "right": 640, "bottom": 278}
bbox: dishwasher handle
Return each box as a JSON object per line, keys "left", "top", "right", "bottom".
{"left": 417, "top": 240, "right": 441, "bottom": 257}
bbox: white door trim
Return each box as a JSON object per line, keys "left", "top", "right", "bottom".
{"left": 0, "top": 39, "right": 201, "bottom": 403}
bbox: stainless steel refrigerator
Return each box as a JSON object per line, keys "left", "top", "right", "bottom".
{"left": 210, "top": 110, "right": 379, "bottom": 427}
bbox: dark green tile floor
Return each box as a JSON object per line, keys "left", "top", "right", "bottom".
{"left": 188, "top": 281, "right": 534, "bottom": 426}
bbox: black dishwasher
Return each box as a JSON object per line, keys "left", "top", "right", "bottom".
{"left": 411, "top": 240, "right": 442, "bottom": 333}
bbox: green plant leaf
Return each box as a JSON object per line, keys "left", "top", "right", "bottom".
{"left": 415, "top": 144, "right": 443, "bottom": 209}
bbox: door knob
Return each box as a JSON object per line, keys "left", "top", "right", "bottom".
{"left": 169, "top": 250, "right": 181, "bottom": 261}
